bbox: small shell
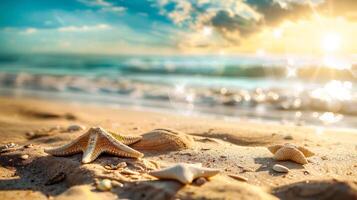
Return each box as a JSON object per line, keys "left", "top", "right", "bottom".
{"left": 274, "top": 147, "right": 308, "bottom": 164}
{"left": 131, "top": 129, "right": 193, "bottom": 151}
{"left": 96, "top": 179, "right": 112, "bottom": 191}
{"left": 20, "top": 154, "right": 29, "bottom": 160}
{"left": 272, "top": 164, "right": 289, "bottom": 173}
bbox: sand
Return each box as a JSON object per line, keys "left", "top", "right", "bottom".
{"left": 0, "top": 96, "right": 356, "bottom": 200}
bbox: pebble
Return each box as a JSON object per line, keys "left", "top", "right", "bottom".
{"left": 220, "top": 155, "right": 227, "bottom": 159}
{"left": 20, "top": 154, "right": 29, "bottom": 160}
{"left": 24, "top": 144, "right": 34, "bottom": 148}
{"left": 25, "top": 132, "right": 35, "bottom": 137}
{"left": 194, "top": 177, "right": 207, "bottom": 186}
{"left": 96, "top": 179, "right": 112, "bottom": 191}
{"left": 272, "top": 164, "right": 289, "bottom": 173}
{"left": 283, "top": 135, "right": 293, "bottom": 140}
{"left": 321, "top": 156, "right": 328, "bottom": 160}
{"left": 67, "top": 125, "right": 85, "bottom": 132}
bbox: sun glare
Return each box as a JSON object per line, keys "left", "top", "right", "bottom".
{"left": 202, "top": 26, "right": 212, "bottom": 36}
{"left": 321, "top": 32, "right": 341, "bottom": 52}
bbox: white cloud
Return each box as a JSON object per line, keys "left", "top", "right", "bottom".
{"left": 58, "top": 24, "right": 111, "bottom": 32}
{"left": 78, "top": 0, "right": 126, "bottom": 14}
{"left": 78, "top": 0, "right": 111, "bottom": 7}
{"left": 155, "top": 0, "right": 262, "bottom": 47}
{"left": 273, "top": 0, "right": 325, "bottom": 9}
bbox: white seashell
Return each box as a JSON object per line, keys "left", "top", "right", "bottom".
{"left": 96, "top": 179, "right": 112, "bottom": 191}
{"left": 272, "top": 164, "right": 289, "bottom": 173}
{"left": 20, "top": 154, "right": 29, "bottom": 160}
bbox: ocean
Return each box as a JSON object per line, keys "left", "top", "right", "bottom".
{"left": 0, "top": 54, "right": 356, "bottom": 128}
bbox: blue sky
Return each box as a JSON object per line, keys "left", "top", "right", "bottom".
{"left": 0, "top": 0, "right": 355, "bottom": 55}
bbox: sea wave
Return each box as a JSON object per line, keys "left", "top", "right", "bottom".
{"left": 0, "top": 54, "right": 356, "bottom": 80}
{"left": 0, "top": 54, "right": 356, "bottom": 128}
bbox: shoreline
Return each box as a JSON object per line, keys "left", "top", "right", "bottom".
{"left": 0, "top": 96, "right": 356, "bottom": 199}
{"left": 0, "top": 87, "right": 356, "bottom": 130}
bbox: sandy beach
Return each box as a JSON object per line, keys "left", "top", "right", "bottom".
{"left": 0, "top": 96, "right": 356, "bottom": 200}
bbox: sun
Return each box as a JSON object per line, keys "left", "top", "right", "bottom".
{"left": 321, "top": 32, "right": 342, "bottom": 52}
{"left": 202, "top": 26, "right": 212, "bottom": 36}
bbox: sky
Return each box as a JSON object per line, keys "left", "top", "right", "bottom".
{"left": 0, "top": 0, "right": 357, "bottom": 55}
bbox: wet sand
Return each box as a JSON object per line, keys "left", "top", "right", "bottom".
{"left": 0, "top": 96, "right": 356, "bottom": 200}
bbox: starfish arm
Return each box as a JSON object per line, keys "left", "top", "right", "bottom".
{"left": 191, "top": 166, "right": 220, "bottom": 179}
{"left": 82, "top": 132, "right": 102, "bottom": 163}
{"left": 102, "top": 133, "right": 144, "bottom": 158}
{"left": 108, "top": 131, "right": 142, "bottom": 145}
{"left": 149, "top": 165, "right": 193, "bottom": 184}
{"left": 44, "top": 133, "right": 89, "bottom": 156}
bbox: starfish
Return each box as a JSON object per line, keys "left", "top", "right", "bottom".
{"left": 149, "top": 163, "right": 220, "bottom": 184}
{"left": 267, "top": 143, "right": 315, "bottom": 164}
{"left": 45, "top": 127, "right": 144, "bottom": 163}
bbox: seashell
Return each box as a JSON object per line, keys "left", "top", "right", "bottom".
{"left": 131, "top": 129, "right": 193, "bottom": 151}
{"left": 272, "top": 164, "right": 289, "bottom": 173}
{"left": 274, "top": 146, "right": 308, "bottom": 164}
{"left": 96, "top": 179, "right": 112, "bottom": 191}
{"left": 0, "top": 143, "right": 19, "bottom": 153}
{"left": 267, "top": 143, "right": 314, "bottom": 165}
{"left": 149, "top": 163, "right": 220, "bottom": 184}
